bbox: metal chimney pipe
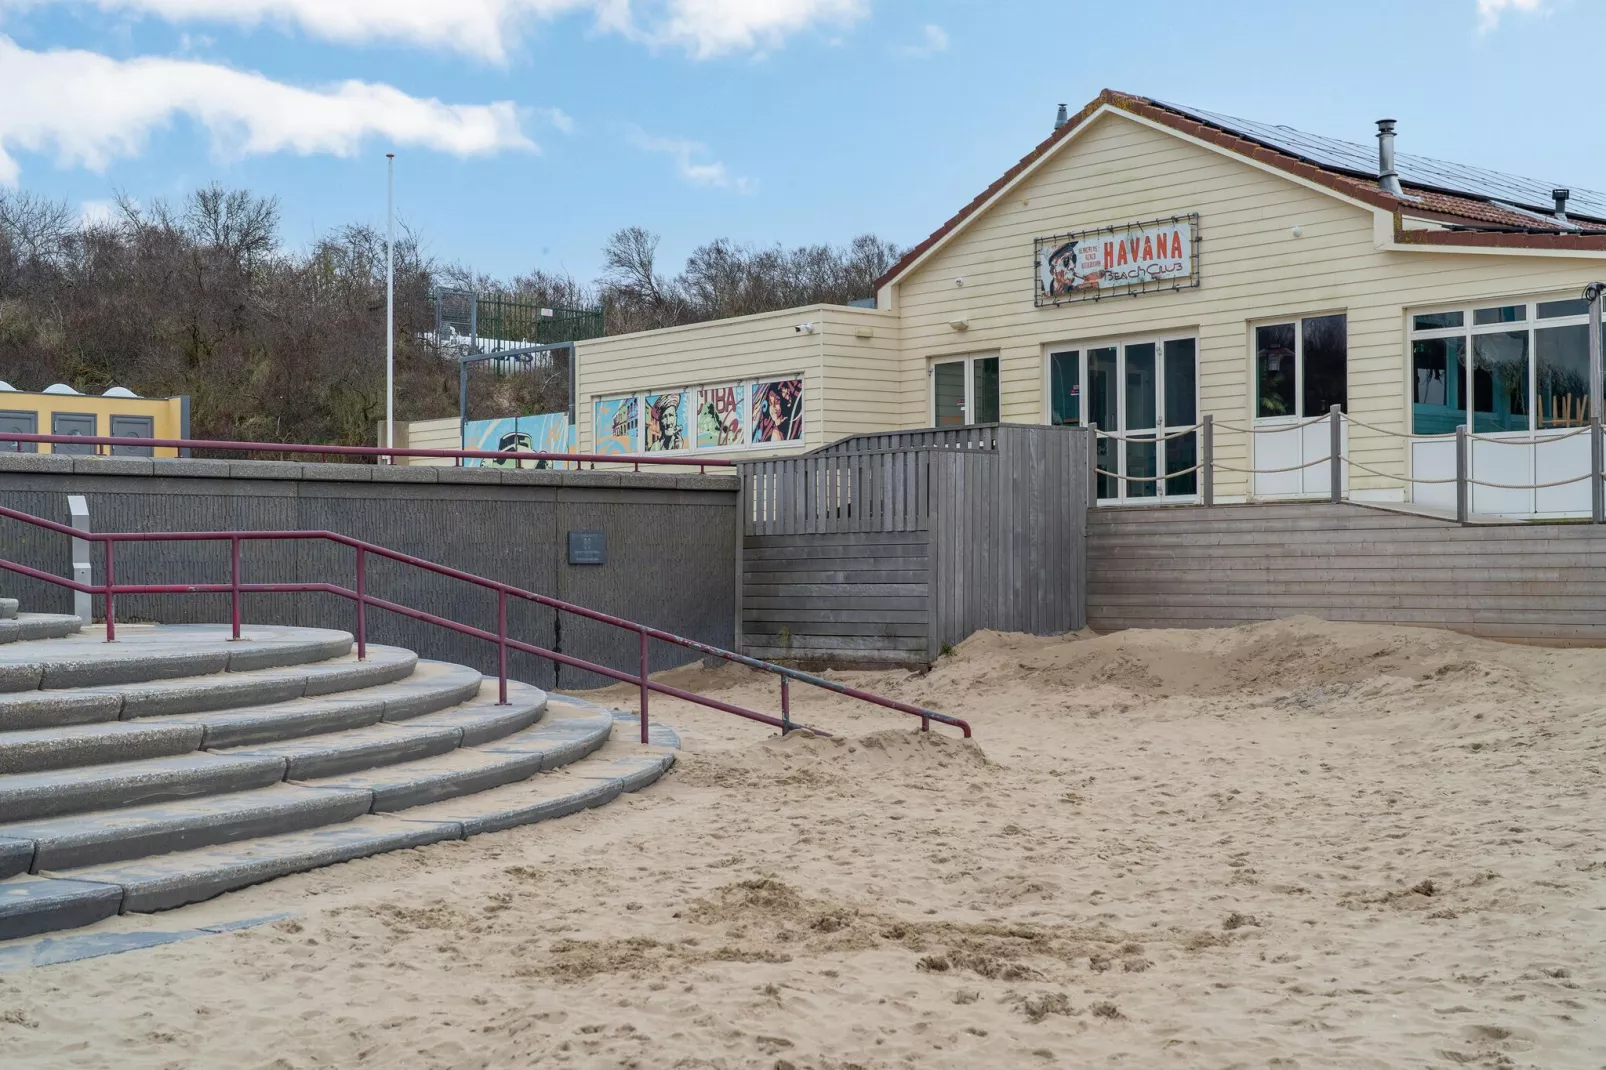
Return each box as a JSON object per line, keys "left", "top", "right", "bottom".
{"left": 1554, "top": 188, "right": 1571, "bottom": 223}
{"left": 1054, "top": 103, "right": 1068, "bottom": 131}
{"left": 1376, "top": 119, "right": 1402, "bottom": 197}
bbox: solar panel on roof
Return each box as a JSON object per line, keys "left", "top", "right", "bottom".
{"left": 1151, "top": 98, "right": 1606, "bottom": 222}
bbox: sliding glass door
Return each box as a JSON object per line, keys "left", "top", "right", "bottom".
{"left": 1049, "top": 337, "right": 1198, "bottom": 503}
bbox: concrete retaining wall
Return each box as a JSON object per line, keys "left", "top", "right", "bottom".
{"left": 0, "top": 454, "right": 739, "bottom": 689}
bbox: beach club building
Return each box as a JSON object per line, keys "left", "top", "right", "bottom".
{"left": 573, "top": 90, "right": 1606, "bottom": 517}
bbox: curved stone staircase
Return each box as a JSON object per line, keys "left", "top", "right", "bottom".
{"left": 0, "top": 598, "right": 677, "bottom": 941}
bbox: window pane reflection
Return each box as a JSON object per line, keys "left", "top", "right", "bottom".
{"left": 1256, "top": 323, "right": 1296, "bottom": 417}
{"left": 1536, "top": 324, "right": 1590, "bottom": 427}
{"left": 1472, "top": 330, "right": 1530, "bottom": 433}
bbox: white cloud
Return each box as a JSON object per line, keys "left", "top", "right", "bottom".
{"left": 0, "top": 36, "right": 537, "bottom": 183}
{"left": 892, "top": 23, "right": 947, "bottom": 59}
{"left": 629, "top": 129, "right": 753, "bottom": 193}
{"left": 0, "top": 0, "right": 869, "bottom": 62}
{"left": 77, "top": 197, "right": 124, "bottom": 227}
{"left": 1478, "top": 0, "right": 1545, "bottom": 31}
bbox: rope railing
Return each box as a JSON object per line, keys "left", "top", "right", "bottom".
{"left": 1085, "top": 405, "right": 1606, "bottom": 523}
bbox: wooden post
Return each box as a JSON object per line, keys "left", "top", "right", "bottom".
{"left": 1455, "top": 424, "right": 1469, "bottom": 525}
{"left": 1086, "top": 423, "right": 1099, "bottom": 509}
{"left": 1329, "top": 404, "right": 1343, "bottom": 504}
{"left": 1201, "top": 414, "right": 1214, "bottom": 507}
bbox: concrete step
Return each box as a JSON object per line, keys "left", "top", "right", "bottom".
{"left": 45, "top": 815, "right": 463, "bottom": 916}
{"left": 7, "top": 730, "right": 675, "bottom": 927}
{"left": 0, "top": 721, "right": 207, "bottom": 776}
{"left": 394, "top": 740, "right": 675, "bottom": 835}
{"left": 137, "top": 660, "right": 484, "bottom": 748}
{"left": 0, "top": 614, "right": 83, "bottom": 647}
{"left": 0, "top": 599, "right": 17, "bottom": 621}
{"left": 0, "top": 783, "right": 374, "bottom": 871}
{"left": 302, "top": 706, "right": 614, "bottom": 812}
{"left": 0, "top": 624, "right": 352, "bottom": 693}
{"left": 0, "top": 752, "right": 289, "bottom": 824}
{"left": 0, "top": 646, "right": 417, "bottom": 732}
{"left": 217, "top": 682, "right": 547, "bottom": 780}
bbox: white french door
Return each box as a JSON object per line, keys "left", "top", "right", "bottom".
{"left": 1072, "top": 336, "right": 1198, "bottom": 504}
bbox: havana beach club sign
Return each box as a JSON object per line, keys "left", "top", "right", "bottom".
{"left": 1034, "top": 213, "right": 1200, "bottom": 306}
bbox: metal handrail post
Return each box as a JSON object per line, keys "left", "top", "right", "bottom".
{"left": 1329, "top": 405, "right": 1343, "bottom": 504}
{"left": 1455, "top": 425, "right": 1469, "bottom": 524}
{"left": 497, "top": 589, "right": 509, "bottom": 705}
{"left": 780, "top": 676, "right": 791, "bottom": 734}
{"left": 354, "top": 547, "right": 367, "bottom": 661}
{"left": 103, "top": 541, "right": 116, "bottom": 642}
{"left": 638, "top": 628, "right": 650, "bottom": 744}
{"left": 1201, "top": 415, "right": 1214, "bottom": 506}
{"left": 229, "top": 536, "right": 242, "bottom": 640}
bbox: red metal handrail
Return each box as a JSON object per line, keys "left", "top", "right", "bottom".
{"left": 0, "top": 505, "right": 971, "bottom": 741}
{"left": 0, "top": 432, "right": 736, "bottom": 473}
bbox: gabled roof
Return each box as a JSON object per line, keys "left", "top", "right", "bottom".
{"left": 875, "top": 90, "right": 1606, "bottom": 292}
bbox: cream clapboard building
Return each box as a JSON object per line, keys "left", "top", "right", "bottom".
{"left": 575, "top": 90, "right": 1606, "bottom": 516}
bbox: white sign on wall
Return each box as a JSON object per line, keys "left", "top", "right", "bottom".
{"left": 1035, "top": 214, "right": 1200, "bottom": 306}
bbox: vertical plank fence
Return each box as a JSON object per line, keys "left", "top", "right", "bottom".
{"left": 739, "top": 425, "right": 1087, "bottom": 666}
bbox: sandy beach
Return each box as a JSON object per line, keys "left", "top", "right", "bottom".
{"left": 1, "top": 616, "right": 1603, "bottom": 1068}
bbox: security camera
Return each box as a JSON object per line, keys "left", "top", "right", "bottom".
{"left": 794, "top": 323, "right": 817, "bottom": 334}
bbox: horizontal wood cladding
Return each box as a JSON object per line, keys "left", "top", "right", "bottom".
{"left": 742, "top": 530, "right": 933, "bottom": 663}
{"left": 1087, "top": 502, "right": 1606, "bottom": 644}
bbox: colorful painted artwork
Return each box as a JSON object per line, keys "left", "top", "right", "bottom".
{"left": 464, "top": 414, "right": 576, "bottom": 467}
{"left": 750, "top": 378, "right": 804, "bottom": 443}
{"left": 594, "top": 396, "right": 638, "bottom": 454}
{"left": 696, "top": 384, "right": 745, "bottom": 449}
{"left": 644, "top": 391, "right": 690, "bottom": 452}
{"left": 463, "top": 417, "right": 522, "bottom": 467}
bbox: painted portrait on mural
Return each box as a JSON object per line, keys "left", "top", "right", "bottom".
{"left": 696, "top": 384, "right": 745, "bottom": 449}
{"left": 645, "top": 391, "right": 690, "bottom": 451}
{"left": 750, "top": 378, "right": 804, "bottom": 443}
{"left": 594, "top": 396, "right": 639, "bottom": 454}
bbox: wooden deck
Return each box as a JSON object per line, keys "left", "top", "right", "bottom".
{"left": 1088, "top": 501, "right": 1606, "bottom": 644}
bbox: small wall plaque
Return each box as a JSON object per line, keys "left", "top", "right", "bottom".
{"left": 568, "top": 530, "right": 606, "bottom": 566}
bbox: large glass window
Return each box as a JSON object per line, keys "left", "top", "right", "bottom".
{"left": 1256, "top": 314, "right": 1347, "bottom": 419}
{"left": 1053, "top": 337, "right": 1198, "bottom": 502}
{"left": 1409, "top": 297, "right": 1600, "bottom": 434}
{"left": 931, "top": 355, "right": 1000, "bottom": 427}
{"left": 1048, "top": 351, "right": 1079, "bottom": 426}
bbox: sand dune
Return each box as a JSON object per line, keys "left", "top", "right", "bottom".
{"left": 2, "top": 616, "right": 1604, "bottom": 1068}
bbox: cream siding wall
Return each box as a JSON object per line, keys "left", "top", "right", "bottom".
{"left": 817, "top": 307, "right": 906, "bottom": 440}
{"left": 891, "top": 110, "right": 1605, "bottom": 498}
{"left": 574, "top": 305, "right": 830, "bottom": 455}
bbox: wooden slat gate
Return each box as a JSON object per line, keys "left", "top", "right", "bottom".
{"left": 738, "top": 425, "right": 1088, "bottom": 666}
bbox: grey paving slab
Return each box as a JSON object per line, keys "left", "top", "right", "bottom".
{"left": 0, "top": 912, "right": 289, "bottom": 971}
{"left": 0, "top": 752, "right": 288, "bottom": 823}
{"left": 56, "top": 815, "right": 462, "bottom": 913}
{"left": 0, "top": 720, "right": 205, "bottom": 775}
{"left": 0, "top": 599, "right": 16, "bottom": 621}
{"left": 0, "top": 784, "right": 374, "bottom": 871}
{"left": 369, "top": 465, "right": 438, "bottom": 483}
{"left": 377, "top": 661, "right": 486, "bottom": 720}
{"left": 477, "top": 709, "right": 614, "bottom": 771}
{"left": 299, "top": 462, "right": 372, "bottom": 481}
{"left": 0, "top": 838, "right": 32, "bottom": 880}
{"left": 227, "top": 461, "right": 302, "bottom": 480}
{"left": 302, "top": 746, "right": 548, "bottom": 812}
{"left": 0, "top": 875, "right": 122, "bottom": 941}
{"left": 70, "top": 456, "right": 154, "bottom": 476}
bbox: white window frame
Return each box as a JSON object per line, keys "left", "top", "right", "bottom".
{"left": 1250, "top": 310, "right": 1349, "bottom": 424}
{"left": 928, "top": 353, "right": 999, "bottom": 427}
{"left": 1407, "top": 294, "right": 1594, "bottom": 438}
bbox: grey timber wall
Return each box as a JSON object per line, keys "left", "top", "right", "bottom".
{"left": 0, "top": 454, "right": 739, "bottom": 688}
{"left": 739, "top": 425, "right": 1087, "bottom": 666}
{"left": 1088, "top": 501, "right": 1606, "bottom": 644}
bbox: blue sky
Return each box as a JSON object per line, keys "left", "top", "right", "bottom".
{"left": 0, "top": 0, "right": 1597, "bottom": 285}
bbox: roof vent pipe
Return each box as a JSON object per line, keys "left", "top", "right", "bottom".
{"left": 1376, "top": 119, "right": 1402, "bottom": 197}
{"left": 1054, "top": 103, "right": 1068, "bottom": 131}
{"left": 1554, "top": 188, "right": 1571, "bottom": 223}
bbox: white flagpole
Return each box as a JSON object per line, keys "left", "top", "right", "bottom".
{"left": 385, "top": 152, "right": 396, "bottom": 458}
